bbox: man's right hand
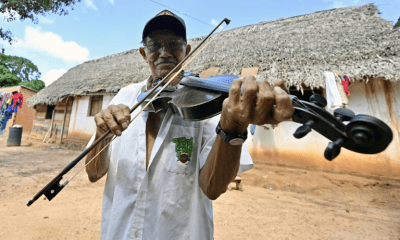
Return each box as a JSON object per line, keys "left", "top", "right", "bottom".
{"left": 94, "top": 104, "right": 131, "bottom": 138}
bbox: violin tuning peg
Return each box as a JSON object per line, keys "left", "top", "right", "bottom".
{"left": 293, "top": 120, "right": 315, "bottom": 139}
{"left": 309, "top": 94, "right": 327, "bottom": 108}
{"left": 324, "top": 138, "right": 344, "bottom": 161}
{"left": 333, "top": 108, "right": 355, "bottom": 122}
{"left": 293, "top": 125, "right": 311, "bottom": 139}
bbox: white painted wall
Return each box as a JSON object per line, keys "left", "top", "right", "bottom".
{"left": 247, "top": 79, "right": 400, "bottom": 177}
{"left": 68, "top": 94, "right": 115, "bottom": 138}
{"left": 64, "top": 80, "right": 400, "bottom": 176}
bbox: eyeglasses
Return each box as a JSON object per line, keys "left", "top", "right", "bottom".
{"left": 145, "top": 39, "right": 186, "bottom": 53}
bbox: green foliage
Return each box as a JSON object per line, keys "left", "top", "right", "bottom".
{"left": 0, "top": 62, "right": 21, "bottom": 87}
{"left": 19, "top": 79, "right": 45, "bottom": 91}
{"left": 0, "top": 53, "right": 42, "bottom": 89}
{"left": 0, "top": 53, "right": 40, "bottom": 81}
{"left": 0, "top": 0, "right": 81, "bottom": 52}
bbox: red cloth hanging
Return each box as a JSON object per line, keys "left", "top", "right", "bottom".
{"left": 341, "top": 76, "right": 350, "bottom": 96}
{"left": 12, "top": 92, "right": 23, "bottom": 110}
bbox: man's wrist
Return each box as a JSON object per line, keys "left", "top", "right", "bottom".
{"left": 216, "top": 121, "right": 248, "bottom": 145}
{"left": 219, "top": 120, "right": 248, "bottom": 135}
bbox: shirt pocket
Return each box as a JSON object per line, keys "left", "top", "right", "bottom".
{"left": 164, "top": 123, "right": 199, "bottom": 175}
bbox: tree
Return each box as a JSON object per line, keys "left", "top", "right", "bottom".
{"left": 0, "top": 53, "right": 40, "bottom": 81}
{"left": 19, "top": 79, "right": 45, "bottom": 91}
{"left": 0, "top": 0, "right": 81, "bottom": 52}
{"left": 0, "top": 61, "right": 20, "bottom": 86}
{"left": 0, "top": 53, "right": 43, "bottom": 91}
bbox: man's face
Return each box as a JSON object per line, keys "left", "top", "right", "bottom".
{"left": 139, "top": 29, "right": 191, "bottom": 80}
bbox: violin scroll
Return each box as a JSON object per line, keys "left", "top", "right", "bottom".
{"left": 345, "top": 114, "right": 393, "bottom": 153}
{"left": 292, "top": 94, "right": 393, "bottom": 161}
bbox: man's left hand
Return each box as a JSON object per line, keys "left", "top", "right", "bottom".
{"left": 220, "top": 76, "right": 294, "bottom": 134}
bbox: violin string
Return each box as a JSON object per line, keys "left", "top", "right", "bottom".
{"left": 69, "top": 135, "right": 117, "bottom": 182}
{"left": 291, "top": 97, "right": 319, "bottom": 116}
{"left": 68, "top": 22, "right": 229, "bottom": 182}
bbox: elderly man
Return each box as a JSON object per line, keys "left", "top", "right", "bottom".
{"left": 86, "top": 10, "right": 294, "bottom": 240}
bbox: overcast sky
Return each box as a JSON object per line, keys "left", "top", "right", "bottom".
{"left": 1, "top": 0, "right": 399, "bottom": 86}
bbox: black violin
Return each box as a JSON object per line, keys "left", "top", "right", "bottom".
{"left": 138, "top": 74, "right": 393, "bottom": 161}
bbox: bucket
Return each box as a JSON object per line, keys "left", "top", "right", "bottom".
{"left": 7, "top": 126, "right": 23, "bottom": 146}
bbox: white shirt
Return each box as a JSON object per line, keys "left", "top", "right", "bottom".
{"left": 88, "top": 79, "right": 253, "bottom": 240}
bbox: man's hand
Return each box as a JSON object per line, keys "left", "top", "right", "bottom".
{"left": 220, "top": 76, "right": 294, "bottom": 133}
{"left": 94, "top": 104, "right": 131, "bottom": 138}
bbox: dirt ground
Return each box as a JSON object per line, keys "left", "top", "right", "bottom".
{"left": 1, "top": 133, "right": 400, "bottom": 240}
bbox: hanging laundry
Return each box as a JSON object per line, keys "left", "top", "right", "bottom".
{"left": 6, "top": 100, "right": 17, "bottom": 114}
{"left": 1, "top": 109, "right": 13, "bottom": 134}
{"left": 335, "top": 74, "right": 348, "bottom": 105}
{"left": 0, "top": 93, "right": 5, "bottom": 106}
{"left": 11, "top": 92, "right": 23, "bottom": 110}
{"left": 325, "top": 71, "right": 344, "bottom": 109}
{"left": 0, "top": 93, "right": 11, "bottom": 135}
{"left": 342, "top": 75, "right": 350, "bottom": 96}
{"left": 6, "top": 96, "right": 12, "bottom": 106}
{"left": 334, "top": 72, "right": 349, "bottom": 104}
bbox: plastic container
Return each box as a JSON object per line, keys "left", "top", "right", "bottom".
{"left": 7, "top": 126, "right": 23, "bottom": 146}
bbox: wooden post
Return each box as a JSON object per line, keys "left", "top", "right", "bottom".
{"left": 42, "top": 106, "right": 56, "bottom": 143}
{"left": 42, "top": 127, "right": 51, "bottom": 143}
{"left": 48, "top": 107, "right": 56, "bottom": 139}
{"left": 48, "top": 125, "right": 57, "bottom": 144}
{"left": 60, "top": 97, "right": 69, "bottom": 144}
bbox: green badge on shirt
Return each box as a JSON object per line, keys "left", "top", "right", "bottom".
{"left": 173, "top": 137, "right": 194, "bottom": 163}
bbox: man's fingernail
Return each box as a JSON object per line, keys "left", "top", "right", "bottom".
{"left": 122, "top": 123, "right": 127, "bottom": 129}
{"left": 116, "top": 130, "right": 121, "bottom": 136}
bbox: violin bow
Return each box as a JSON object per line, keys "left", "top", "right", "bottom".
{"left": 27, "top": 18, "right": 231, "bottom": 207}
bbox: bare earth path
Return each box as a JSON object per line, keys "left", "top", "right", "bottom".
{"left": 1, "top": 135, "right": 399, "bottom": 240}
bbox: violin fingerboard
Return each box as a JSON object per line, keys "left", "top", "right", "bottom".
{"left": 180, "top": 75, "right": 239, "bottom": 93}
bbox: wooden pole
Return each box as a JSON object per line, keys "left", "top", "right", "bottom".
{"left": 45, "top": 107, "right": 56, "bottom": 142}
{"left": 42, "top": 127, "right": 51, "bottom": 143}
{"left": 59, "top": 97, "right": 69, "bottom": 144}
{"left": 49, "top": 125, "right": 57, "bottom": 144}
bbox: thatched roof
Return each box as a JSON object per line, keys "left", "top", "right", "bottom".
{"left": 28, "top": 4, "right": 400, "bottom": 107}
{"left": 394, "top": 17, "right": 400, "bottom": 29}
